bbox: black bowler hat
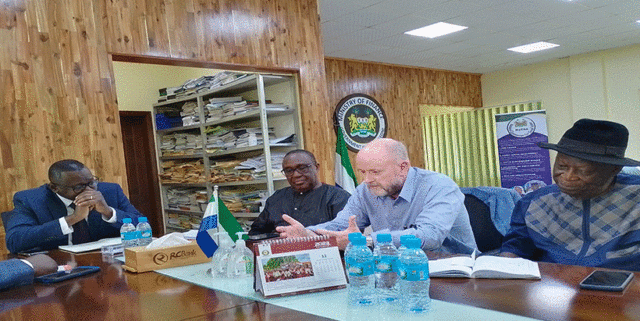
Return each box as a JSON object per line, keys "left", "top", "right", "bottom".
{"left": 538, "top": 119, "right": 640, "bottom": 166}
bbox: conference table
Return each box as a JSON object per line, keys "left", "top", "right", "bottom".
{"left": 0, "top": 250, "right": 638, "bottom": 321}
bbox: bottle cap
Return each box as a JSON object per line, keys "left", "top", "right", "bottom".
{"left": 376, "top": 233, "right": 392, "bottom": 243}
{"left": 348, "top": 232, "right": 362, "bottom": 241}
{"left": 400, "top": 234, "right": 416, "bottom": 246}
{"left": 123, "top": 218, "right": 132, "bottom": 224}
{"left": 407, "top": 238, "right": 422, "bottom": 249}
{"left": 139, "top": 217, "right": 147, "bottom": 222}
{"left": 352, "top": 236, "right": 366, "bottom": 246}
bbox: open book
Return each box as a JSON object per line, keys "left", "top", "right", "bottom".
{"left": 429, "top": 253, "right": 541, "bottom": 279}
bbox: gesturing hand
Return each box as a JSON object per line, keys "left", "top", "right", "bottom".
{"left": 316, "top": 215, "right": 360, "bottom": 250}
{"left": 275, "top": 214, "right": 317, "bottom": 238}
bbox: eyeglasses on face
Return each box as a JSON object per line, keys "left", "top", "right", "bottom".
{"left": 281, "top": 164, "right": 314, "bottom": 176}
{"left": 57, "top": 177, "right": 100, "bottom": 193}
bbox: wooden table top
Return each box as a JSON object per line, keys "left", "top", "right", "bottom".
{"left": 0, "top": 251, "right": 330, "bottom": 321}
{"left": 1, "top": 251, "right": 639, "bottom": 321}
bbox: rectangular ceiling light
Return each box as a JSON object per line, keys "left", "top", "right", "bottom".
{"left": 405, "top": 22, "right": 468, "bottom": 39}
{"left": 508, "top": 41, "right": 559, "bottom": 53}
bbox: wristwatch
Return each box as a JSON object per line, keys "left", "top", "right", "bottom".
{"left": 365, "top": 236, "right": 373, "bottom": 248}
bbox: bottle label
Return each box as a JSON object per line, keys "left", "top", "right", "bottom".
{"left": 141, "top": 231, "right": 152, "bottom": 238}
{"left": 345, "top": 259, "right": 374, "bottom": 276}
{"left": 122, "top": 231, "right": 137, "bottom": 241}
{"left": 375, "top": 255, "right": 397, "bottom": 273}
{"left": 398, "top": 262, "right": 429, "bottom": 281}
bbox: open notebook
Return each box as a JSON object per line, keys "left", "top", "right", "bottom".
{"left": 429, "top": 252, "right": 541, "bottom": 279}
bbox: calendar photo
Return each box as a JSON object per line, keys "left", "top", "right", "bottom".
{"left": 262, "top": 254, "right": 314, "bottom": 283}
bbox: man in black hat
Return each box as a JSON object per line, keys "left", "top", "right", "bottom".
{"left": 501, "top": 119, "right": 640, "bottom": 271}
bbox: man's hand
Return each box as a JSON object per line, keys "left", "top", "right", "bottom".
{"left": 275, "top": 214, "right": 317, "bottom": 238}
{"left": 74, "top": 188, "right": 113, "bottom": 218}
{"left": 65, "top": 204, "right": 91, "bottom": 226}
{"left": 25, "top": 254, "right": 58, "bottom": 277}
{"left": 316, "top": 215, "right": 360, "bottom": 250}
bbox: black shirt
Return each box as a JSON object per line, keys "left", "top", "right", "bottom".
{"left": 248, "top": 184, "right": 351, "bottom": 235}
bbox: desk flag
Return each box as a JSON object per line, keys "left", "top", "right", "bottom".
{"left": 335, "top": 129, "right": 357, "bottom": 194}
{"left": 196, "top": 186, "right": 243, "bottom": 257}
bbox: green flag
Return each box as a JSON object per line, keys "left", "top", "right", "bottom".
{"left": 335, "top": 129, "right": 357, "bottom": 193}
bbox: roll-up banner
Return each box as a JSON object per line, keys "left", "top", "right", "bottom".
{"left": 495, "top": 110, "right": 552, "bottom": 195}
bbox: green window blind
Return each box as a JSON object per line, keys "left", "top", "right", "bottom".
{"left": 422, "top": 101, "right": 542, "bottom": 187}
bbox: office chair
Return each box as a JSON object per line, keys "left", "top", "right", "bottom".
{"left": 463, "top": 194, "right": 504, "bottom": 253}
{"left": 1, "top": 211, "right": 11, "bottom": 228}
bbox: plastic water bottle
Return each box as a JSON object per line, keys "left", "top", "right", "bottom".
{"left": 345, "top": 236, "right": 376, "bottom": 306}
{"left": 398, "top": 238, "right": 430, "bottom": 313}
{"left": 344, "top": 232, "right": 363, "bottom": 260}
{"left": 120, "top": 218, "right": 137, "bottom": 248}
{"left": 373, "top": 233, "right": 399, "bottom": 302}
{"left": 135, "top": 217, "right": 153, "bottom": 246}
{"left": 398, "top": 234, "right": 416, "bottom": 255}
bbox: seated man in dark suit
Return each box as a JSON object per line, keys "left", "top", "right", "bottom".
{"left": 5, "top": 159, "right": 143, "bottom": 253}
{"left": 0, "top": 254, "right": 58, "bottom": 291}
{"left": 248, "top": 150, "right": 351, "bottom": 235}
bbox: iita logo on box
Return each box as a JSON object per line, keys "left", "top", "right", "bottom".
{"left": 153, "top": 249, "right": 198, "bottom": 265}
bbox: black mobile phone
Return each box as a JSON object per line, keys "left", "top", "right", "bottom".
{"left": 34, "top": 266, "right": 101, "bottom": 284}
{"left": 579, "top": 270, "right": 634, "bottom": 292}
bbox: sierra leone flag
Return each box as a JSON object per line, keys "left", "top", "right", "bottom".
{"left": 196, "top": 186, "right": 243, "bottom": 257}
{"left": 335, "top": 129, "right": 357, "bottom": 194}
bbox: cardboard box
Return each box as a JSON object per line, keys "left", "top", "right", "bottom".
{"left": 122, "top": 241, "right": 210, "bottom": 273}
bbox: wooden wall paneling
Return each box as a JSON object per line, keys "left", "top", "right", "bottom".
{"left": 0, "top": 0, "right": 332, "bottom": 235}
{"left": 324, "top": 58, "right": 482, "bottom": 176}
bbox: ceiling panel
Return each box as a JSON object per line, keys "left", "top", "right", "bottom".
{"left": 320, "top": 0, "right": 640, "bottom": 73}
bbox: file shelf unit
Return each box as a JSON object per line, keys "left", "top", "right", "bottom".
{"left": 153, "top": 72, "right": 303, "bottom": 233}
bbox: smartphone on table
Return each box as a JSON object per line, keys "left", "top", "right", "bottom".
{"left": 35, "top": 266, "right": 101, "bottom": 284}
{"left": 579, "top": 270, "right": 634, "bottom": 292}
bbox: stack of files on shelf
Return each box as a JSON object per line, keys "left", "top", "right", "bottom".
{"left": 235, "top": 152, "right": 286, "bottom": 179}
{"left": 205, "top": 126, "right": 275, "bottom": 151}
{"left": 219, "top": 187, "right": 267, "bottom": 213}
{"left": 166, "top": 188, "right": 208, "bottom": 212}
{"left": 234, "top": 127, "right": 275, "bottom": 148}
{"left": 167, "top": 213, "right": 202, "bottom": 230}
{"left": 222, "top": 101, "right": 259, "bottom": 117}
{"left": 161, "top": 133, "right": 203, "bottom": 156}
{"left": 160, "top": 160, "right": 205, "bottom": 184}
{"left": 210, "top": 159, "right": 254, "bottom": 183}
{"left": 204, "top": 126, "right": 230, "bottom": 153}
{"left": 207, "top": 71, "right": 249, "bottom": 90}
{"left": 181, "top": 101, "right": 199, "bottom": 126}
{"left": 270, "top": 134, "right": 295, "bottom": 144}
{"left": 204, "top": 96, "right": 243, "bottom": 122}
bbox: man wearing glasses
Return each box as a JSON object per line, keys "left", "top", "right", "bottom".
{"left": 248, "top": 150, "right": 351, "bottom": 236}
{"left": 5, "top": 159, "right": 143, "bottom": 253}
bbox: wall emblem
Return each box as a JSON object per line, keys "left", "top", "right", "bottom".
{"left": 334, "top": 94, "right": 387, "bottom": 151}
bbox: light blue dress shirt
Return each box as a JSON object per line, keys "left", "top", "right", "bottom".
{"left": 310, "top": 167, "right": 477, "bottom": 254}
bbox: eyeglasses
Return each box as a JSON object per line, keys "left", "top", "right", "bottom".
{"left": 57, "top": 177, "right": 99, "bottom": 193}
{"left": 281, "top": 164, "right": 314, "bottom": 176}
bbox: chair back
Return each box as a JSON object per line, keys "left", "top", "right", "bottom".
{"left": 464, "top": 194, "right": 503, "bottom": 253}
{"left": 0, "top": 211, "right": 10, "bottom": 228}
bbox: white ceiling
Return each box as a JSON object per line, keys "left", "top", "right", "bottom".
{"left": 319, "top": 0, "right": 640, "bottom": 74}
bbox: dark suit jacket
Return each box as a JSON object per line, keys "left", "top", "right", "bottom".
{"left": 5, "top": 183, "right": 143, "bottom": 253}
{"left": 0, "top": 259, "right": 34, "bottom": 291}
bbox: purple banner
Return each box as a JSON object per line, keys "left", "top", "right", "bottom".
{"left": 495, "top": 110, "right": 552, "bottom": 196}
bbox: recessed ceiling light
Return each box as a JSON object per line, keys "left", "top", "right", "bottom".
{"left": 508, "top": 41, "right": 559, "bottom": 53}
{"left": 405, "top": 22, "right": 468, "bottom": 39}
